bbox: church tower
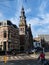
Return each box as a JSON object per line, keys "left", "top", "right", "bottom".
{"left": 19, "top": 7, "right": 33, "bottom": 53}
{"left": 19, "top": 6, "right": 27, "bottom": 35}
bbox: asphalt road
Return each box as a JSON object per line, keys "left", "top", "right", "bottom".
{"left": 0, "top": 52, "right": 49, "bottom": 65}
{"left": 0, "top": 59, "right": 40, "bottom": 65}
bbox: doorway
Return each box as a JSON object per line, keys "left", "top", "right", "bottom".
{"left": 3, "top": 42, "right": 6, "bottom": 51}
{"left": 20, "top": 46, "right": 24, "bottom": 53}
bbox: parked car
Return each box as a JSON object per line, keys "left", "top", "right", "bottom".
{"left": 25, "top": 48, "right": 37, "bottom": 54}
{"left": 7, "top": 49, "right": 19, "bottom": 55}
{"left": 28, "top": 47, "right": 43, "bottom": 54}
{"left": 34, "top": 47, "right": 43, "bottom": 52}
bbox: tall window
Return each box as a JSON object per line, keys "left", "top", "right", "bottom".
{"left": 4, "top": 31, "right": 6, "bottom": 38}
{"left": 8, "top": 31, "right": 11, "bottom": 39}
{"left": 8, "top": 42, "right": 11, "bottom": 50}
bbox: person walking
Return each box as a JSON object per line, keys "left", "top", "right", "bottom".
{"left": 38, "top": 51, "right": 45, "bottom": 65}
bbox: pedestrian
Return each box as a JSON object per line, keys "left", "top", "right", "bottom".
{"left": 38, "top": 51, "right": 45, "bottom": 64}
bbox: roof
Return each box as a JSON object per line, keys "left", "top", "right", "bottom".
{"left": 0, "top": 20, "right": 18, "bottom": 29}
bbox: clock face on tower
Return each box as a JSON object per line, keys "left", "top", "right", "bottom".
{"left": 19, "top": 27, "right": 25, "bottom": 35}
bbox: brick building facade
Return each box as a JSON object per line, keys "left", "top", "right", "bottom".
{"left": 0, "top": 20, "right": 20, "bottom": 52}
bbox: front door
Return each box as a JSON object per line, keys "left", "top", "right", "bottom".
{"left": 3, "top": 42, "right": 6, "bottom": 51}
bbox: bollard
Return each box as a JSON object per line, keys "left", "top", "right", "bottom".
{"left": 4, "top": 55, "right": 7, "bottom": 63}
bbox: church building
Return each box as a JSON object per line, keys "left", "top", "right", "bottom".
{"left": 19, "top": 7, "right": 33, "bottom": 52}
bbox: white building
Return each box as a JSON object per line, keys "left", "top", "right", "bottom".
{"left": 33, "top": 41, "right": 41, "bottom": 48}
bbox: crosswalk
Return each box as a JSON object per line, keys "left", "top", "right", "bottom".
{"left": 8, "top": 55, "right": 33, "bottom": 60}
{"left": 0, "top": 55, "right": 33, "bottom": 61}
{"left": 0, "top": 54, "right": 49, "bottom": 61}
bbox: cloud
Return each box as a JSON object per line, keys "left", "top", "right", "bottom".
{"left": 30, "top": 0, "right": 49, "bottom": 37}
{"left": 10, "top": 17, "right": 19, "bottom": 26}
{"left": 0, "top": 0, "right": 10, "bottom": 9}
{"left": 39, "top": 0, "right": 48, "bottom": 14}
{"left": 0, "top": 12, "right": 3, "bottom": 17}
{"left": 27, "top": 13, "right": 49, "bottom": 37}
{"left": 8, "top": 0, "right": 49, "bottom": 38}
{"left": 9, "top": 0, "right": 24, "bottom": 28}
{"left": 6, "top": 0, "right": 49, "bottom": 38}
{"left": 38, "top": 0, "right": 49, "bottom": 19}
{"left": 25, "top": 8, "right": 31, "bottom": 14}
{"left": 0, "top": 12, "right": 5, "bottom": 20}
{"left": 13, "top": 0, "right": 23, "bottom": 20}
{"left": 10, "top": 0, "right": 23, "bottom": 26}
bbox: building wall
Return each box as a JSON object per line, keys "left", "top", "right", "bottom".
{"left": 8, "top": 25, "right": 20, "bottom": 51}
{"left": 33, "top": 42, "right": 41, "bottom": 48}
{"left": 0, "top": 26, "right": 8, "bottom": 51}
{"left": 38, "top": 35, "right": 49, "bottom": 48}
{"left": 0, "top": 21, "right": 20, "bottom": 52}
{"left": 0, "top": 20, "right": 33, "bottom": 53}
{"left": 38, "top": 35, "right": 49, "bottom": 42}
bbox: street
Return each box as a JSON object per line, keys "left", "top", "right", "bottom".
{"left": 0, "top": 52, "right": 49, "bottom": 65}
{"left": 0, "top": 59, "right": 39, "bottom": 65}
{"left": 0, "top": 54, "right": 40, "bottom": 65}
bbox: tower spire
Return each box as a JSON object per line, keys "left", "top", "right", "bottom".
{"left": 19, "top": 6, "right": 26, "bottom": 26}
{"left": 20, "top": 6, "right": 26, "bottom": 19}
{"left": 19, "top": 6, "right": 27, "bottom": 35}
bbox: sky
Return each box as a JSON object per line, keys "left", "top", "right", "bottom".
{"left": 0, "top": 0, "right": 49, "bottom": 38}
